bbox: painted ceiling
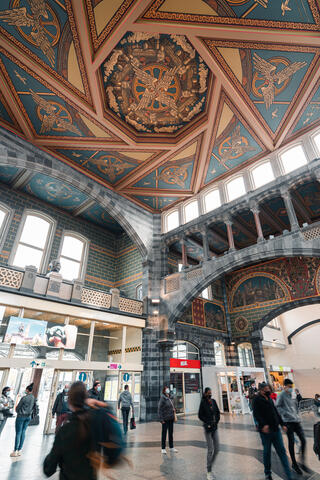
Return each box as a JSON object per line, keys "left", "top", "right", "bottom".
{"left": 0, "top": 0, "right": 319, "bottom": 213}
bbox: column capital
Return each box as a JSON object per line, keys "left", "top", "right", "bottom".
{"left": 223, "top": 215, "right": 233, "bottom": 226}
{"left": 280, "top": 186, "right": 290, "bottom": 199}
{"left": 248, "top": 200, "right": 260, "bottom": 214}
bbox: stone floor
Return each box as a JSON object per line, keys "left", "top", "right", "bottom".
{"left": 1, "top": 412, "right": 320, "bottom": 480}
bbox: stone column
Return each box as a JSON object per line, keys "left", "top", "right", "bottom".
{"left": 281, "top": 189, "right": 299, "bottom": 231}
{"left": 224, "top": 219, "right": 235, "bottom": 251}
{"left": 251, "top": 331, "right": 267, "bottom": 372}
{"left": 161, "top": 244, "right": 169, "bottom": 277}
{"left": 180, "top": 237, "right": 188, "bottom": 268}
{"left": 201, "top": 227, "right": 210, "bottom": 261}
{"left": 251, "top": 206, "right": 264, "bottom": 242}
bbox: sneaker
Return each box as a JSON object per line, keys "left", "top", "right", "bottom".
{"left": 292, "top": 464, "right": 303, "bottom": 475}
{"left": 10, "top": 451, "right": 18, "bottom": 457}
{"left": 161, "top": 449, "right": 167, "bottom": 454}
{"left": 17, "top": 451, "right": 21, "bottom": 456}
{"left": 207, "top": 473, "right": 215, "bottom": 480}
{"left": 170, "top": 448, "right": 178, "bottom": 453}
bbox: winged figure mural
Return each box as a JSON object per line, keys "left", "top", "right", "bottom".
{"left": 30, "top": 90, "right": 81, "bottom": 135}
{"left": 253, "top": 53, "right": 307, "bottom": 109}
{"left": 0, "top": 0, "right": 55, "bottom": 67}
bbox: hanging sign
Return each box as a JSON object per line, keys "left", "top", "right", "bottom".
{"left": 170, "top": 358, "right": 201, "bottom": 369}
{"left": 123, "top": 373, "right": 130, "bottom": 382}
{"left": 79, "top": 372, "right": 87, "bottom": 382}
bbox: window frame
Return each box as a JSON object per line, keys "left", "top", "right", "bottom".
{"left": 237, "top": 342, "right": 255, "bottom": 367}
{"left": 58, "top": 231, "right": 89, "bottom": 282}
{"left": 214, "top": 341, "right": 226, "bottom": 366}
{"left": 311, "top": 129, "right": 320, "bottom": 156}
{"left": 172, "top": 340, "right": 200, "bottom": 360}
{"left": 164, "top": 208, "right": 180, "bottom": 233}
{"left": 136, "top": 283, "right": 143, "bottom": 301}
{"left": 250, "top": 160, "right": 275, "bottom": 189}
{"left": 278, "top": 143, "right": 308, "bottom": 175}
{"left": 183, "top": 198, "right": 199, "bottom": 224}
{"left": 0, "top": 202, "right": 13, "bottom": 253}
{"left": 225, "top": 175, "right": 246, "bottom": 202}
{"left": 9, "top": 209, "right": 56, "bottom": 274}
{"left": 202, "top": 187, "right": 221, "bottom": 214}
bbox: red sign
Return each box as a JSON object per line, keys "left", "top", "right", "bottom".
{"left": 170, "top": 358, "right": 201, "bottom": 369}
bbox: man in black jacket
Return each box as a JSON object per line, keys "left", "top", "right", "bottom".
{"left": 88, "top": 381, "right": 103, "bottom": 401}
{"left": 52, "top": 384, "right": 70, "bottom": 434}
{"left": 198, "top": 387, "right": 220, "bottom": 480}
{"left": 253, "top": 382, "right": 293, "bottom": 480}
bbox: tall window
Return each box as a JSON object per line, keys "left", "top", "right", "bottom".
{"left": 166, "top": 210, "right": 179, "bottom": 232}
{"left": 59, "top": 233, "right": 88, "bottom": 281}
{"left": 203, "top": 189, "right": 221, "bottom": 213}
{"left": 184, "top": 200, "right": 199, "bottom": 223}
{"left": 314, "top": 132, "right": 320, "bottom": 154}
{"left": 280, "top": 145, "right": 307, "bottom": 174}
{"left": 238, "top": 343, "right": 255, "bottom": 367}
{"left": 214, "top": 341, "right": 225, "bottom": 366}
{"left": 136, "top": 284, "right": 143, "bottom": 301}
{"left": 251, "top": 161, "right": 275, "bottom": 189}
{"left": 226, "top": 176, "right": 246, "bottom": 201}
{"left": 12, "top": 213, "right": 53, "bottom": 272}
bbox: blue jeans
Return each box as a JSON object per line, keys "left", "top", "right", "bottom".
{"left": 14, "top": 416, "right": 31, "bottom": 451}
{"left": 260, "top": 429, "right": 293, "bottom": 479}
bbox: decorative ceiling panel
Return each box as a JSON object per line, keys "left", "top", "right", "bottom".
{"left": 291, "top": 81, "right": 320, "bottom": 136}
{"left": 205, "top": 40, "right": 318, "bottom": 139}
{"left": 22, "top": 172, "right": 88, "bottom": 210}
{"left": 141, "top": 0, "right": 320, "bottom": 30}
{"left": 54, "top": 148, "right": 157, "bottom": 186}
{"left": 0, "top": 0, "right": 91, "bottom": 103}
{"left": 132, "top": 195, "right": 181, "bottom": 210}
{"left": 80, "top": 202, "right": 123, "bottom": 233}
{"left": 101, "top": 32, "right": 210, "bottom": 135}
{"left": 0, "top": 165, "right": 21, "bottom": 184}
{"left": 0, "top": 51, "right": 114, "bottom": 139}
{"left": 204, "top": 93, "right": 265, "bottom": 185}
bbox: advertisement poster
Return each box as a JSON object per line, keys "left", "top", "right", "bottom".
{"left": 4, "top": 317, "right": 77, "bottom": 349}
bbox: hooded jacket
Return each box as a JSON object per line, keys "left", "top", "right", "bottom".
{"left": 118, "top": 390, "right": 133, "bottom": 409}
{"left": 198, "top": 396, "right": 220, "bottom": 429}
{"left": 276, "top": 390, "right": 300, "bottom": 423}
{"left": 158, "top": 393, "right": 175, "bottom": 422}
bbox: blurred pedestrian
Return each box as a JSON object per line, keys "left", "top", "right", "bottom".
{"left": 158, "top": 386, "right": 178, "bottom": 454}
{"left": 88, "top": 381, "right": 102, "bottom": 401}
{"left": 118, "top": 385, "right": 134, "bottom": 435}
{"left": 198, "top": 387, "right": 220, "bottom": 480}
{"left": 10, "top": 383, "right": 35, "bottom": 457}
{"left": 52, "top": 384, "right": 70, "bottom": 433}
{"left": 0, "top": 386, "right": 14, "bottom": 436}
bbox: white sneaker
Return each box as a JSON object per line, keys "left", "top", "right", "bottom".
{"left": 10, "top": 451, "right": 18, "bottom": 457}
{"left": 170, "top": 448, "right": 178, "bottom": 453}
{"left": 207, "top": 473, "right": 215, "bottom": 480}
{"left": 161, "top": 449, "right": 167, "bottom": 454}
{"left": 17, "top": 451, "right": 21, "bottom": 456}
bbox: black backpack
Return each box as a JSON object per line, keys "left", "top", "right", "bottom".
{"left": 313, "top": 421, "right": 320, "bottom": 460}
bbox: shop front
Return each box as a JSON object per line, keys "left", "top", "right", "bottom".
{"left": 169, "top": 341, "right": 202, "bottom": 415}
{"left": 269, "top": 365, "right": 293, "bottom": 392}
{"left": 0, "top": 291, "right": 144, "bottom": 434}
{"left": 203, "top": 365, "right": 266, "bottom": 414}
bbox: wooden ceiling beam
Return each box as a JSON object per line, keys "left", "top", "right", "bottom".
{"left": 232, "top": 218, "right": 257, "bottom": 241}
{"left": 121, "top": 188, "right": 193, "bottom": 197}
{"left": 207, "top": 226, "right": 228, "bottom": 246}
{"left": 259, "top": 206, "right": 284, "bottom": 234}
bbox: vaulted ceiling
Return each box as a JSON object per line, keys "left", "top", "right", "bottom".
{"left": 0, "top": 0, "right": 319, "bottom": 213}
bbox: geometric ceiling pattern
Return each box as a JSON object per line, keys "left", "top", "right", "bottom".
{"left": 0, "top": 0, "right": 319, "bottom": 213}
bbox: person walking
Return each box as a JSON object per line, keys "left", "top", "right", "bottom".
{"left": 0, "top": 386, "right": 14, "bottom": 436}
{"left": 44, "top": 381, "right": 96, "bottom": 480}
{"left": 52, "top": 384, "right": 70, "bottom": 434}
{"left": 248, "top": 380, "right": 258, "bottom": 411}
{"left": 276, "top": 378, "right": 310, "bottom": 475}
{"left": 118, "top": 385, "right": 133, "bottom": 435}
{"left": 198, "top": 387, "right": 220, "bottom": 480}
{"left": 253, "top": 382, "right": 293, "bottom": 480}
{"left": 10, "top": 383, "right": 35, "bottom": 457}
{"left": 88, "top": 381, "right": 102, "bottom": 401}
{"left": 158, "top": 386, "right": 178, "bottom": 454}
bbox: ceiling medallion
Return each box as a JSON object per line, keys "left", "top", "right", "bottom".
{"left": 102, "top": 32, "right": 209, "bottom": 134}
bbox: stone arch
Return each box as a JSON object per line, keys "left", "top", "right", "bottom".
{"left": 0, "top": 133, "right": 151, "bottom": 258}
{"left": 166, "top": 242, "right": 320, "bottom": 328}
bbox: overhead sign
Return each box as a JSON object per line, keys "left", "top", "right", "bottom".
{"left": 107, "top": 363, "right": 122, "bottom": 370}
{"left": 170, "top": 358, "right": 201, "bottom": 369}
{"left": 269, "top": 365, "right": 291, "bottom": 372}
{"left": 123, "top": 373, "right": 130, "bottom": 382}
{"left": 79, "top": 372, "right": 87, "bottom": 382}
{"left": 4, "top": 317, "right": 78, "bottom": 349}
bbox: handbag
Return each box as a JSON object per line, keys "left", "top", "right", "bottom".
{"left": 2, "top": 408, "right": 13, "bottom": 418}
{"left": 130, "top": 417, "right": 136, "bottom": 430}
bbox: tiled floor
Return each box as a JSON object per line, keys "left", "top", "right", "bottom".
{"left": 1, "top": 412, "right": 319, "bottom": 479}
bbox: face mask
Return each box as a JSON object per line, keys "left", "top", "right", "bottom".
{"left": 97, "top": 386, "right": 101, "bottom": 392}
{"left": 265, "top": 391, "right": 271, "bottom": 397}
{"left": 64, "top": 388, "right": 69, "bottom": 393}
{"left": 287, "top": 387, "right": 293, "bottom": 393}
{"left": 207, "top": 394, "right": 212, "bottom": 399}
{"left": 165, "top": 388, "right": 170, "bottom": 394}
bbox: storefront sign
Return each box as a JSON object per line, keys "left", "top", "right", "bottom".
{"left": 269, "top": 365, "right": 291, "bottom": 372}
{"left": 4, "top": 317, "right": 78, "bottom": 349}
{"left": 107, "top": 363, "right": 122, "bottom": 370}
{"left": 170, "top": 358, "right": 201, "bottom": 369}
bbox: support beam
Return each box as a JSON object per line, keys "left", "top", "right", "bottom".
{"left": 250, "top": 206, "right": 264, "bottom": 242}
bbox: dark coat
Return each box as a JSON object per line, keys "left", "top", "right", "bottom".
{"left": 52, "top": 392, "right": 70, "bottom": 416}
{"left": 43, "top": 410, "right": 96, "bottom": 480}
{"left": 198, "top": 397, "right": 220, "bottom": 429}
{"left": 252, "top": 393, "right": 284, "bottom": 432}
{"left": 88, "top": 388, "right": 102, "bottom": 401}
{"left": 158, "top": 394, "right": 175, "bottom": 422}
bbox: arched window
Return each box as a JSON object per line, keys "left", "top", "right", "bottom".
{"left": 238, "top": 343, "right": 255, "bottom": 367}
{"left": 251, "top": 161, "right": 275, "bottom": 189}
{"left": 203, "top": 189, "right": 221, "bottom": 213}
{"left": 171, "top": 340, "right": 199, "bottom": 360}
{"left": 214, "top": 341, "right": 225, "bottom": 366}
{"left": 314, "top": 131, "right": 320, "bottom": 154}
{"left": 165, "top": 209, "right": 179, "bottom": 232}
{"left": 279, "top": 145, "right": 307, "bottom": 174}
{"left": 136, "top": 284, "right": 143, "bottom": 301}
{"left": 184, "top": 199, "right": 199, "bottom": 223}
{"left": 11, "top": 211, "right": 54, "bottom": 273}
{"left": 59, "top": 232, "right": 88, "bottom": 281}
{"left": 226, "top": 176, "right": 246, "bottom": 202}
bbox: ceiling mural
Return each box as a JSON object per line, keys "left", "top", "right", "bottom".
{"left": 205, "top": 40, "right": 318, "bottom": 137}
{"left": 205, "top": 95, "right": 265, "bottom": 185}
{"left": 80, "top": 202, "right": 123, "bottom": 233}
{"left": 101, "top": 32, "right": 210, "bottom": 134}
{"left": 0, "top": 165, "right": 21, "bottom": 184}
{"left": 141, "top": 0, "right": 320, "bottom": 30}
{"left": 0, "top": 0, "right": 90, "bottom": 102}
{"left": 0, "top": 1, "right": 318, "bottom": 213}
